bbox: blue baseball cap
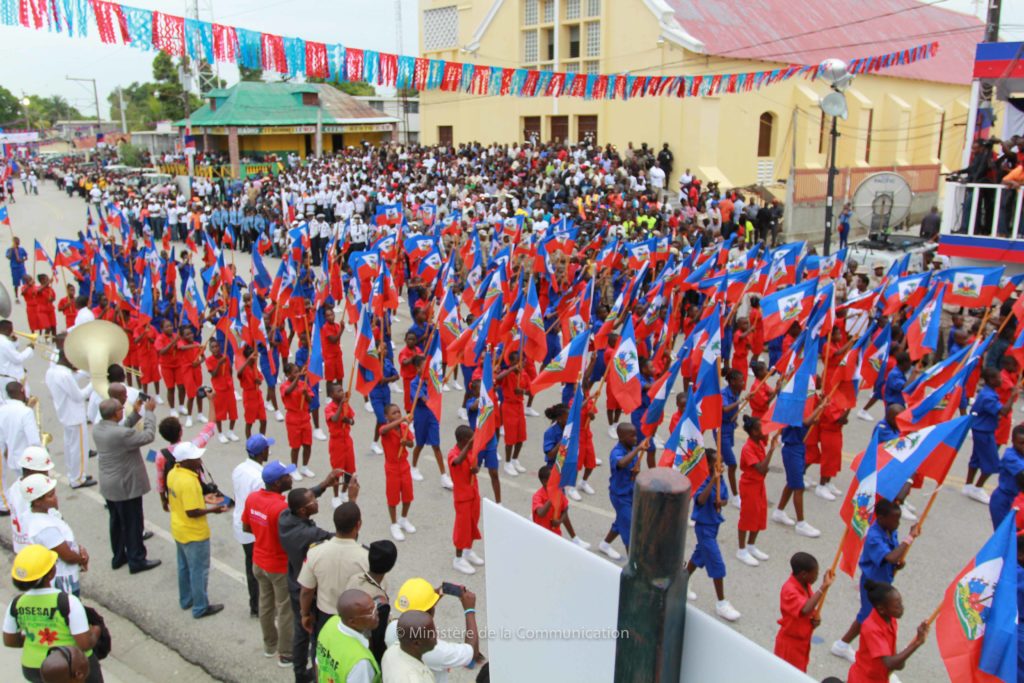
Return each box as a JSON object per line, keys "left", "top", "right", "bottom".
{"left": 246, "top": 434, "right": 275, "bottom": 456}
{"left": 261, "top": 460, "right": 296, "bottom": 486}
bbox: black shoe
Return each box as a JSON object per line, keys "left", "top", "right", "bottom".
{"left": 111, "top": 559, "right": 127, "bottom": 570}
{"left": 70, "top": 477, "right": 97, "bottom": 489}
{"left": 142, "top": 530, "right": 154, "bottom": 541}
{"left": 0, "top": 509, "right": 9, "bottom": 518}
{"left": 88, "top": 450, "right": 97, "bottom": 459}
{"left": 196, "top": 604, "right": 224, "bottom": 618}
{"left": 249, "top": 611, "right": 259, "bottom": 618}
{"left": 129, "top": 559, "right": 162, "bottom": 574}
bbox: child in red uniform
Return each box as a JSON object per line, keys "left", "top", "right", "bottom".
{"left": 575, "top": 391, "right": 598, "bottom": 497}
{"left": 604, "top": 332, "right": 621, "bottom": 437}
{"left": 20, "top": 275, "right": 39, "bottom": 332}
{"left": 448, "top": 425, "right": 484, "bottom": 575}
{"left": 324, "top": 382, "right": 355, "bottom": 507}
{"left": 774, "top": 552, "right": 833, "bottom": 672}
{"left": 847, "top": 581, "right": 929, "bottom": 683}
{"left": 814, "top": 400, "right": 848, "bottom": 501}
{"left": 57, "top": 283, "right": 77, "bottom": 330}
{"left": 732, "top": 317, "right": 752, "bottom": 388}
{"left": 748, "top": 362, "right": 773, "bottom": 419}
{"left": 321, "top": 307, "right": 345, "bottom": 383}
{"left": 397, "top": 331, "right": 421, "bottom": 412}
{"left": 177, "top": 326, "right": 206, "bottom": 427}
{"left": 237, "top": 345, "right": 267, "bottom": 438}
{"left": 380, "top": 404, "right": 416, "bottom": 542}
{"left": 737, "top": 417, "right": 777, "bottom": 567}
{"left": 132, "top": 316, "right": 160, "bottom": 400}
{"left": 996, "top": 356, "right": 1017, "bottom": 446}
{"left": 668, "top": 392, "right": 686, "bottom": 432}
{"left": 35, "top": 274, "right": 56, "bottom": 336}
{"left": 155, "top": 319, "right": 181, "bottom": 414}
{"left": 206, "top": 338, "right": 239, "bottom": 442}
{"left": 497, "top": 351, "right": 529, "bottom": 475}
{"left": 748, "top": 296, "right": 764, "bottom": 361}
{"left": 281, "top": 362, "right": 314, "bottom": 479}
{"left": 531, "top": 465, "right": 588, "bottom": 547}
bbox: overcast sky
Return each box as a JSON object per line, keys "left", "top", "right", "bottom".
{"left": 0, "top": 0, "right": 1020, "bottom": 120}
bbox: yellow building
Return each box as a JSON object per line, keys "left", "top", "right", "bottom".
{"left": 419, "top": 0, "right": 985, "bottom": 194}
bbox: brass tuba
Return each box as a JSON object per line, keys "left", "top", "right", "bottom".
{"left": 0, "top": 283, "right": 10, "bottom": 319}
{"left": 64, "top": 320, "right": 130, "bottom": 399}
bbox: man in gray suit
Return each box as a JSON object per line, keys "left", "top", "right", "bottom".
{"left": 93, "top": 395, "right": 161, "bottom": 573}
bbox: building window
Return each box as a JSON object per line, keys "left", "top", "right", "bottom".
{"left": 438, "top": 125, "right": 453, "bottom": 146}
{"left": 565, "top": 62, "right": 579, "bottom": 73}
{"left": 407, "top": 132, "right": 419, "bottom": 144}
{"left": 544, "top": 28, "right": 554, "bottom": 61}
{"left": 818, "top": 110, "right": 825, "bottom": 154}
{"left": 423, "top": 5, "right": 459, "bottom": 52}
{"left": 865, "top": 109, "right": 874, "bottom": 163}
{"left": 524, "top": 0, "right": 538, "bottom": 25}
{"left": 368, "top": 100, "right": 384, "bottom": 112}
{"left": 587, "top": 0, "right": 601, "bottom": 17}
{"left": 585, "top": 60, "right": 599, "bottom": 74}
{"left": 566, "top": 0, "right": 580, "bottom": 20}
{"left": 757, "top": 112, "right": 774, "bottom": 157}
{"left": 404, "top": 100, "right": 419, "bottom": 115}
{"left": 937, "top": 111, "right": 945, "bottom": 159}
{"left": 523, "top": 31, "right": 538, "bottom": 63}
{"left": 586, "top": 21, "right": 600, "bottom": 57}
{"left": 543, "top": 0, "right": 554, "bottom": 23}
{"left": 301, "top": 92, "right": 319, "bottom": 106}
{"left": 569, "top": 25, "right": 580, "bottom": 59}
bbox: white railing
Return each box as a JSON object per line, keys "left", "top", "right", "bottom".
{"left": 940, "top": 180, "right": 1024, "bottom": 237}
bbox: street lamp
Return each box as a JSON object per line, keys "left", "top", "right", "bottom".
{"left": 818, "top": 58, "right": 852, "bottom": 257}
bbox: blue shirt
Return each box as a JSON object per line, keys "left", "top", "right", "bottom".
{"left": 884, "top": 367, "right": 907, "bottom": 406}
{"left": 371, "top": 358, "right": 397, "bottom": 398}
{"left": 781, "top": 425, "right": 807, "bottom": 447}
{"left": 466, "top": 397, "right": 479, "bottom": 430}
{"left": 859, "top": 523, "right": 898, "bottom": 584}
{"left": 996, "top": 446, "right": 1024, "bottom": 500}
{"left": 691, "top": 476, "right": 728, "bottom": 525}
{"left": 543, "top": 424, "right": 562, "bottom": 459}
{"left": 409, "top": 376, "right": 430, "bottom": 403}
{"left": 971, "top": 386, "right": 1002, "bottom": 433}
{"left": 608, "top": 444, "right": 636, "bottom": 498}
{"left": 874, "top": 421, "right": 900, "bottom": 443}
{"left": 722, "top": 386, "right": 739, "bottom": 431}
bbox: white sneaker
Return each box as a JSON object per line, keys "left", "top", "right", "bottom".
{"left": 503, "top": 462, "right": 518, "bottom": 476}
{"left": 390, "top": 523, "right": 405, "bottom": 542}
{"left": 217, "top": 432, "right": 228, "bottom": 444}
{"left": 410, "top": 467, "right": 425, "bottom": 482}
{"left": 687, "top": 590, "right": 697, "bottom": 601}
{"left": 830, "top": 640, "right": 856, "bottom": 663}
{"left": 524, "top": 406, "right": 540, "bottom": 417}
{"left": 364, "top": 401, "right": 374, "bottom": 413}
{"left": 715, "top": 600, "right": 741, "bottom": 622}
{"left": 466, "top": 549, "right": 485, "bottom": 566}
{"left": 457, "top": 407, "right": 468, "bottom": 421}
{"left": 313, "top": 429, "right": 327, "bottom": 442}
{"left": 598, "top": 541, "right": 622, "bottom": 561}
{"left": 227, "top": 431, "right": 240, "bottom": 442}
{"left": 815, "top": 485, "right": 836, "bottom": 501}
{"left": 962, "top": 484, "right": 976, "bottom": 497}
{"left": 857, "top": 409, "right": 874, "bottom": 421}
{"left": 394, "top": 384, "right": 403, "bottom": 394}
{"left": 580, "top": 480, "right": 596, "bottom": 495}
{"left": 291, "top": 470, "right": 304, "bottom": 482}
{"left": 440, "top": 473, "right": 454, "bottom": 490}
{"left": 513, "top": 459, "right": 526, "bottom": 473}
{"left": 572, "top": 537, "right": 591, "bottom": 550}
{"left": 652, "top": 437, "right": 664, "bottom": 449}
{"left": 595, "top": 458, "right": 602, "bottom": 466}
{"left": 441, "top": 383, "right": 450, "bottom": 393}
{"left": 331, "top": 497, "right": 343, "bottom": 509}
{"left": 178, "top": 405, "right": 188, "bottom": 416}
{"left": 736, "top": 548, "right": 760, "bottom": 567}
{"left": 607, "top": 425, "right": 618, "bottom": 439}
{"left": 155, "top": 395, "right": 165, "bottom": 405}
{"left": 197, "top": 413, "right": 209, "bottom": 424}
{"left": 274, "top": 410, "right": 285, "bottom": 422}
{"left": 234, "top": 391, "right": 242, "bottom": 401}
{"left": 452, "top": 381, "right": 464, "bottom": 391}
{"left": 371, "top": 443, "right": 384, "bottom": 455}
{"left": 265, "top": 400, "right": 274, "bottom": 410}
{"left": 903, "top": 500, "right": 917, "bottom": 513}
{"left": 827, "top": 482, "right": 843, "bottom": 496}
{"left": 567, "top": 487, "right": 582, "bottom": 501}
{"left": 795, "top": 521, "right": 821, "bottom": 538}
{"left": 900, "top": 505, "right": 918, "bottom": 522}
{"left": 772, "top": 509, "right": 795, "bottom": 526}
{"left": 730, "top": 496, "right": 741, "bottom": 509}
{"left": 749, "top": 546, "right": 770, "bottom": 561}
{"left": 399, "top": 517, "right": 416, "bottom": 533}
{"left": 186, "top": 416, "right": 194, "bottom": 428}
{"left": 967, "top": 487, "right": 991, "bottom": 504}
{"left": 300, "top": 466, "right": 315, "bottom": 478}
{"left": 453, "top": 556, "right": 475, "bottom": 574}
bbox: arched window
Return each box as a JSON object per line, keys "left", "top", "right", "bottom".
{"left": 757, "top": 112, "right": 775, "bottom": 157}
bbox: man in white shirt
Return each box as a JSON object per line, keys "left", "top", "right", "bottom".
{"left": 0, "top": 381, "right": 41, "bottom": 513}
{"left": 382, "top": 611, "right": 438, "bottom": 683}
{"left": 0, "top": 320, "right": 32, "bottom": 395}
{"left": 649, "top": 163, "right": 666, "bottom": 203}
{"left": 233, "top": 434, "right": 271, "bottom": 617}
{"left": 349, "top": 217, "right": 369, "bottom": 253}
{"left": 45, "top": 340, "right": 96, "bottom": 488}
{"left": 71, "top": 297, "right": 95, "bottom": 330}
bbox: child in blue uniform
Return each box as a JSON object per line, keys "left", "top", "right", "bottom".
{"left": 966, "top": 367, "right": 1017, "bottom": 504}
{"left": 629, "top": 359, "right": 656, "bottom": 467}
{"left": 598, "top": 423, "right": 646, "bottom": 561}
{"left": 685, "top": 449, "right": 740, "bottom": 622}
{"left": 543, "top": 404, "right": 569, "bottom": 466}
{"left": 830, "top": 498, "right": 920, "bottom": 664}
{"left": 409, "top": 356, "right": 451, "bottom": 489}
{"left": 991, "top": 425, "right": 1024, "bottom": 529}
{"left": 773, "top": 396, "right": 828, "bottom": 538}
{"left": 370, "top": 355, "right": 399, "bottom": 455}
{"left": 718, "top": 368, "right": 744, "bottom": 505}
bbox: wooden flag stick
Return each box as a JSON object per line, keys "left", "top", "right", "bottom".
{"left": 813, "top": 526, "right": 850, "bottom": 618}
{"left": 894, "top": 486, "right": 940, "bottom": 565}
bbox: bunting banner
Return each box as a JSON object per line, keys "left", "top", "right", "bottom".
{"left": 0, "top": 2, "right": 940, "bottom": 100}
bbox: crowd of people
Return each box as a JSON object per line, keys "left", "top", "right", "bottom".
{"left": 1, "top": 134, "right": 1024, "bottom": 683}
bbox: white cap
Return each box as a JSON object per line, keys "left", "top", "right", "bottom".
{"left": 20, "top": 474, "right": 57, "bottom": 503}
{"left": 18, "top": 446, "right": 55, "bottom": 472}
{"left": 173, "top": 442, "right": 206, "bottom": 462}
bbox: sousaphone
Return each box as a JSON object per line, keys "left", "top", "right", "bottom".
{"left": 65, "top": 320, "right": 130, "bottom": 399}
{"left": 0, "top": 283, "right": 10, "bottom": 319}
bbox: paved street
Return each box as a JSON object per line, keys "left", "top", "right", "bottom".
{"left": 0, "top": 183, "right": 998, "bottom": 682}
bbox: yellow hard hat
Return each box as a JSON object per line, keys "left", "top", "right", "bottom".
{"left": 394, "top": 577, "right": 440, "bottom": 613}
{"left": 11, "top": 545, "right": 58, "bottom": 583}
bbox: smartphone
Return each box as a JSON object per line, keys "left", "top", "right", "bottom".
{"left": 342, "top": 472, "right": 352, "bottom": 485}
{"left": 440, "top": 582, "right": 464, "bottom": 597}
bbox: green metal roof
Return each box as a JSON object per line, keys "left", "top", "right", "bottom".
{"left": 175, "top": 82, "right": 397, "bottom": 128}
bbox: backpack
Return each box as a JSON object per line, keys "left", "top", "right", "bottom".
{"left": 10, "top": 592, "right": 112, "bottom": 660}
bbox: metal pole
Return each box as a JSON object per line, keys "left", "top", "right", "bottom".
{"left": 985, "top": 0, "right": 1001, "bottom": 42}
{"left": 117, "top": 87, "right": 128, "bottom": 134}
{"left": 91, "top": 79, "right": 101, "bottom": 134}
{"left": 823, "top": 115, "right": 838, "bottom": 256}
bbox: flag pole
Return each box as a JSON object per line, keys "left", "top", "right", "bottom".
{"left": 813, "top": 527, "right": 849, "bottom": 618}
{"left": 893, "top": 486, "right": 940, "bottom": 565}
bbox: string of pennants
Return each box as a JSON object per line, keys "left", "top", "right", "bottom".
{"left": 0, "top": 0, "right": 940, "bottom": 100}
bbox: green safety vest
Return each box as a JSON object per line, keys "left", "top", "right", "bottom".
{"left": 316, "top": 616, "right": 381, "bottom": 683}
{"left": 10, "top": 591, "right": 89, "bottom": 669}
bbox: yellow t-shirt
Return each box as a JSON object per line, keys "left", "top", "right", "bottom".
{"left": 167, "top": 465, "right": 210, "bottom": 543}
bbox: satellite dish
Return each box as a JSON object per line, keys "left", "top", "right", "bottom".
{"left": 821, "top": 92, "right": 848, "bottom": 120}
{"left": 851, "top": 172, "right": 914, "bottom": 238}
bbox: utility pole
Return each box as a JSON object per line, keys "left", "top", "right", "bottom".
{"left": 984, "top": 0, "right": 1001, "bottom": 42}
{"left": 116, "top": 87, "right": 128, "bottom": 133}
{"left": 394, "top": 0, "right": 410, "bottom": 144}
{"left": 66, "top": 76, "right": 102, "bottom": 137}
{"left": 179, "top": 66, "right": 195, "bottom": 179}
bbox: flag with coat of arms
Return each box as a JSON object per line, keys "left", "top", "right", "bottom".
{"left": 658, "top": 387, "right": 710, "bottom": 489}
{"left": 606, "top": 316, "right": 642, "bottom": 413}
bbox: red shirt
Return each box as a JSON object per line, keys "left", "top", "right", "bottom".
{"left": 531, "top": 486, "right": 566, "bottom": 535}
{"left": 739, "top": 438, "right": 767, "bottom": 486}
{"left": 848, "top": 609, "right": 897, "bottom": 683}
{"left": 324, "top": 400, "right": 354, "bottom": 440}
{"left": 776, "top": 575, "right": 814, "bottom": 640}
{"left": 668, "top": 409, "right": 682, "bottom": 433}
{"left": 748, "top": 381, "right": 772, "bottom": 417}
{"left": 281, "top": 378, "right": 310, "bottom": 418}
{"left": 398, "top": 346, "right": 421, "bottom": 380}
{"left": 382, "top": 423, "right": 411, "bottom": 466}
{"left": 156, "top": 333, "right": 178, "bottom": 367}
{"left": 238, "top": 363, "right": 262, "bottom": 392}
{"left": 500, "top": 369, "right": 525, "bottom": 405}
{"left": 241, "top": 489, "right": 289, "bottom": 574}
{"left": 321, "top": 321, "right": 342, "bottom": 359}
{"left": 447, "top": 445, "right": 478, "bottom": 503}
{"left": 205, "top": 354, "right": 234, "bottom": 393}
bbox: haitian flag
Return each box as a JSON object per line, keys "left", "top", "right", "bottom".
{"left": 881, "top": 415, "right": 973, "bottom": 486}
{"left": 0, "top": 205, "right": 9, "bottom": 226}
{"left": 771, "top": 332, "right": 820, "bottom": 427}
{"left": 693, "top": 307, "right": 723, "bottom": 431}
{"left": 936, "top": 267, "right": 1004, "bottom": 309}
{"left": 882, "top": 272, "right": 931, "bottom": 316}
{"left": 33, "top": 240, "right": 52, "bottom": 268}
{"left": 251, "top": 247, "right": 273, "bottom": 296}
{"left": 139, "top": 265, "right": 154, "bottom": 321}
{"left": 424, "top": 333, "right": 445, "bottom": 421}
{"left": 640, "top": 348, "right": 684, "bottom": 437}
{"left": 761, "top": 279, "right": 817, "bottom": 341}
{"left": 306, "top": 309, "right": 325, "bottom": 383}
{"left": 182, "top": 274, "right": 205, "bottom": 329}
{"left": 854, "top": 323, "right": 891, "bottom": 394}
{"left": 936, "top": 512, "right": 1018, "bottom": 683}
{"left": 895, "top": 362, "right": 973, "bottom": 433}
{"left": 838, "top": 430, "right": 879, "bottom": 577}
{"left": 437, "top": 288, "right": 463, "bottom": 351}
{"left": 54, "top": 238, "right": 85, "bottom": 268}
{"left": 762, "top": 242, "right": 805, "bottom": 295}
{"left": 904, "top": 282, "right": 945, "bottom": 361}
{"left": 354, "top": 306, "right": 381, "bottom": 397}
{"left": 472, "top": 350, "right": 498, "bottom": 456}
{"left": 607, "top": 317, "right": 642, "bottom": 413}
{"left": 530, "top": 330, "right": 590, "bottom": 394}
{"left": 658, "top": 387, "right": 711, "bottom": 489}
{"left": 902, "top": 342, "right": 972, "bottom": 405}
{"left": 553, "top": 382, "right": 584, "bottom": 491}
{"left": 519, "top": 276, "right": 547, "bottom": 364}
{"left": 375, "top": 203, "right": 403, "bottom": 226}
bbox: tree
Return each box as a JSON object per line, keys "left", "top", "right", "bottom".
{"left": 306, "top": 78, "right": 375, "bottom": 96}
{"left": 239, "top": 66, "right": 264, "bottom": 82}
{"left": 0, "top": 85, "right": 22, "bottom": 126}
{"left": 23, "top": 95, "right": 86, "bottom": 129}
{"left": 117, "top": 142, "right": 144, "bottom": 167}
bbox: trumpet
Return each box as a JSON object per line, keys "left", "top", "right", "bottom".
{"left": 13, "top": 331, "right": 55, "bottom": 350}
{"left": 33, "top": 398, "right": 53, "bottom": 448}
{"left": 124, "top": 367, "right": 142, "bottom": 377}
